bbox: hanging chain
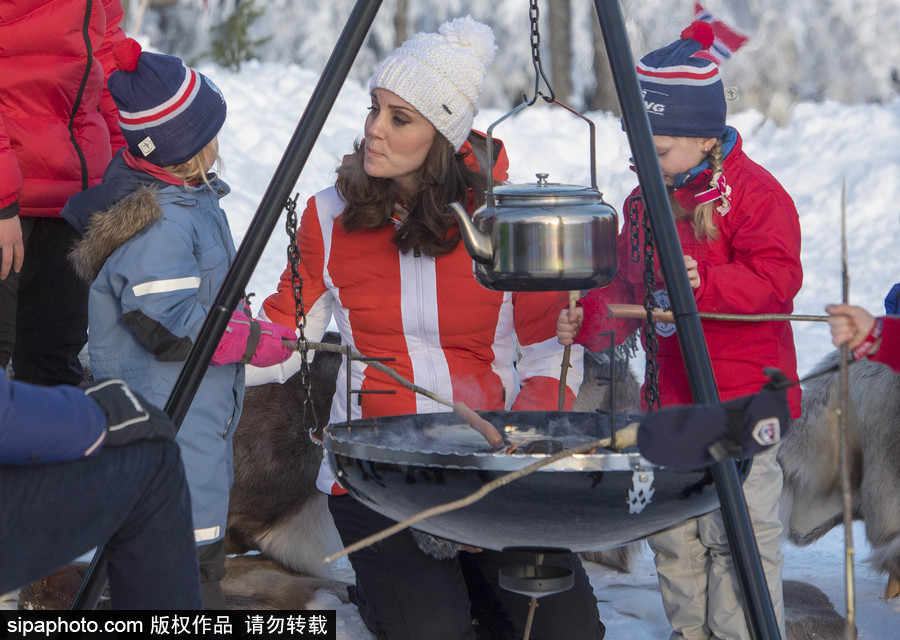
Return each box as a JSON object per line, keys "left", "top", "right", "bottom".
{"left": 628, "top": 194, "right": 641, "bottom": 264}
{"left": 526, "top": 0, "right": 555, "bottom": 105}
{"left": 637, "top": 197, "right": 661, "bottom": 412}
{"left": 285, "top": 194, "right": 315, "bottom": 436}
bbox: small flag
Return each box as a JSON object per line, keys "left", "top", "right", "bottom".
{"left": 693, "top": 2, "right": 749, "bottom": 64}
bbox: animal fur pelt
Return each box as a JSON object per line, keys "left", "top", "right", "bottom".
{"left": 783, "top": 580, "right": 856, "bottom": 640}
{"left": 221, "top": 555, "right": 350, "bottom": 610}
{"left": 572, "top": 346, "right": 642, "bottom": 416}
{"left": 17, "top": 557, "right": 352, "bottom": 611}
{"left": 68, "top": 187, "right": 162, "bottom": 283}
{"left": 17, "top": 563, "right": 109, "bottom": 610}
{"left": 410, "top": 530, "right": 463, "bottom": 560}
{"left": 779, "top": 350, "right": 900, "bottom": 598}
{"left": 574, "top": 347, "right": 644, "bottom": 574}
{"left": 226, "top": 332, "right": 344, "bottom": 579}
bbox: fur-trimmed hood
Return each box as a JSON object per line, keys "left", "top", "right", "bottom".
{"left": 69, "top": 186, "right": 163, "bottom": 283}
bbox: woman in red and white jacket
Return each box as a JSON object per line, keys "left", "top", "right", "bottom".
{"left": 249, "top": 16, "right": 604, "bottom": 640}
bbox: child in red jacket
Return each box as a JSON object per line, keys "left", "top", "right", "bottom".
{"left": 558, "top": 21, "right": 801, "bottom": 639}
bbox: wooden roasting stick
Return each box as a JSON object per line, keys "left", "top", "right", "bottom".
{"left": 838, "top": 179, "right": 856, "bottom": 634}
{"left": 323, "top": 421, "right": 640, "bottom": 564}
{"left": 558, "top": 291, "right": 579, "bottom": 412}
{"left": 606, "top": 303, "right": 828, "bottom": 324}
{"left": 284, "top": 339, "right": 505, "bottom": 448}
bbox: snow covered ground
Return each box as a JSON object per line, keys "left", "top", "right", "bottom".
{"left": 6, "top": 53, "right": 900, "bottom": 636}
{"left": 310, "top": 523, "right": 898, "bottom": 639}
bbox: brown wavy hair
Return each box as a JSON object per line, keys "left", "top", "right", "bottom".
{"left": 335, "top": 132, "right": 491, "bottom": 257}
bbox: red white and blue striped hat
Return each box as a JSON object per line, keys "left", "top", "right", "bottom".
{"left": 108, "top": 39, "right": 226, "bottom": 167}
{"left": 635, "top": 21, "right": 726, "bottom": 139}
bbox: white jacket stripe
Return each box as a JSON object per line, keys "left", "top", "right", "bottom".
{"left": 399, "top": 249, "right": 451, "bottom": 414}
{"left": 132, "top": 276, "right": 201, "bottom": 297}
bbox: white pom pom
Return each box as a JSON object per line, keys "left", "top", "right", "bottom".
{"left": 439, "top": 15, "right": 496, "bottom": 66}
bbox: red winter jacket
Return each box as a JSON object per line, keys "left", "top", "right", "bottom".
{"left": 247, "top": 133, "right": 584, "bottom": 495}
{"left": 0, "top": 0, "right": 126, "bottom": 218}
{"left": 576, "top": 129, "right": 803, "bottom": 417}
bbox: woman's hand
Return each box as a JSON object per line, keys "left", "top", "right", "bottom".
{"left": 557, "top": 306, "right": 584, "bottom": 346}
{"left": 0, "top": 215, "right": 24, "bottom": 280}
{"left": 825, "top": 303, "right": 877, "bottom": 351}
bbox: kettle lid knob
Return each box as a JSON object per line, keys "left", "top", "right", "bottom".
{"left": 535, "top": 173, "right": 549, "bottom": 186}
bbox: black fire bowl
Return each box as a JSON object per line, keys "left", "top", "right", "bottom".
{"left": 324, "top": 411, "right": 721, "bottom": 553}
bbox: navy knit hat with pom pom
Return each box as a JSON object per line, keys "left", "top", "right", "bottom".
{"left": 636, "top": 21, "right": 726, "bottom": 138}
{"left": 107, "top": 38, "right": 226, "bottom": 167}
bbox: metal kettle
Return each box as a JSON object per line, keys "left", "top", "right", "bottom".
{"left": 448, "top": 174, "right": 618, "bottom": 292}
{"left": 448, "top": 98, "right": 618, "bottom": 292}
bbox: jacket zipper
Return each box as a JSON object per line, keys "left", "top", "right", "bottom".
{"left": 70, "top": 0, "right": 94, "bottom": 191}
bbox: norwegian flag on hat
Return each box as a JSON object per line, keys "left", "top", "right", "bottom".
{"left": 693, "top": 2, "right": 749, "bottom": 64}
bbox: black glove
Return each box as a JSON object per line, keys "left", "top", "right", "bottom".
{"left": 636, "top": 370, "right": 792, "bottom": 468}
{"left": 84, "top": 379, "right": 176, "bottom": 447}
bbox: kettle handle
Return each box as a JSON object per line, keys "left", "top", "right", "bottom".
{"left": 485, "top": 94, "right": 598, "bottom": 205}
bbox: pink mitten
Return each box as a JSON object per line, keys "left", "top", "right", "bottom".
{"left": 212, "top": 310, "right": 296, "bottom": 367}
{"left": 212, "top": 309, "right": 254, "bottom": 366}
{"left": 249, "top": 320, "right": 296, "bottom": 366}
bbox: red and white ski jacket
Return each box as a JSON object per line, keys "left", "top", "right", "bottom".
{"left": 576, "top": 128, "right": 803, "bottom": 417}
{"left": 0, "top": 0, "right": 126, "bottom": 218}
{"left": 248, "top": 134, "right": 584, "bottom": 494}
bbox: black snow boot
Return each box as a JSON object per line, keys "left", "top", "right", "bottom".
{"left": 197, "top": 539, "right": 227, "bottom": 610}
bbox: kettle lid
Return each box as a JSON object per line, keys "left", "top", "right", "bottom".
{"left": 492, "top": 173, "right": 601, "bottom": 204}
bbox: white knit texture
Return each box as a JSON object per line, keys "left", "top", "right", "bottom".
{"left": 369, "top": 16, "right": 495, "bottom": 150}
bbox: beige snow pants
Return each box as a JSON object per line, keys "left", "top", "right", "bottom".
{"left": 647, "top": 447, "right": 786, "bottom": 640}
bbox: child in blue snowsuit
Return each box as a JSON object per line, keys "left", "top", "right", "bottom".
{"left": 62, "top": 39, "right": 295, "bottom": 608}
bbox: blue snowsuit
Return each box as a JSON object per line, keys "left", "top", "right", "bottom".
{"left": 65, "top": 151, "right": 244, "bottom": 547}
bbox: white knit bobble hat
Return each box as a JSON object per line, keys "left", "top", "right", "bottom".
{"left": 369, "top": 16, "right": 496, "bottom": 150}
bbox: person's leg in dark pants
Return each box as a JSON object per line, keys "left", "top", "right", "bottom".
{"left": 460, "top": 549, "right": 606, "bottom": 640}
{"left": 12, "top": 217, "right": 89, "bottom": 385}
{"left": 0, "top": 440, "right": 202, "bottom": 609}
{"left": 0, "top": 217, "right": 31, "bottom": 371}
{"left": 328, "top": 495, "right": 477, "bottom": 640}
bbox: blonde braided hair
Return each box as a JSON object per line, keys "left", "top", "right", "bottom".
{"left": 669, "top": 138, "right": 724, "bottom": 241}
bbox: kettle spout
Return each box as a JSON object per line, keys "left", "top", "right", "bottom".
{"left": 447, "top": 202, "right": 493, "bottom": 265}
